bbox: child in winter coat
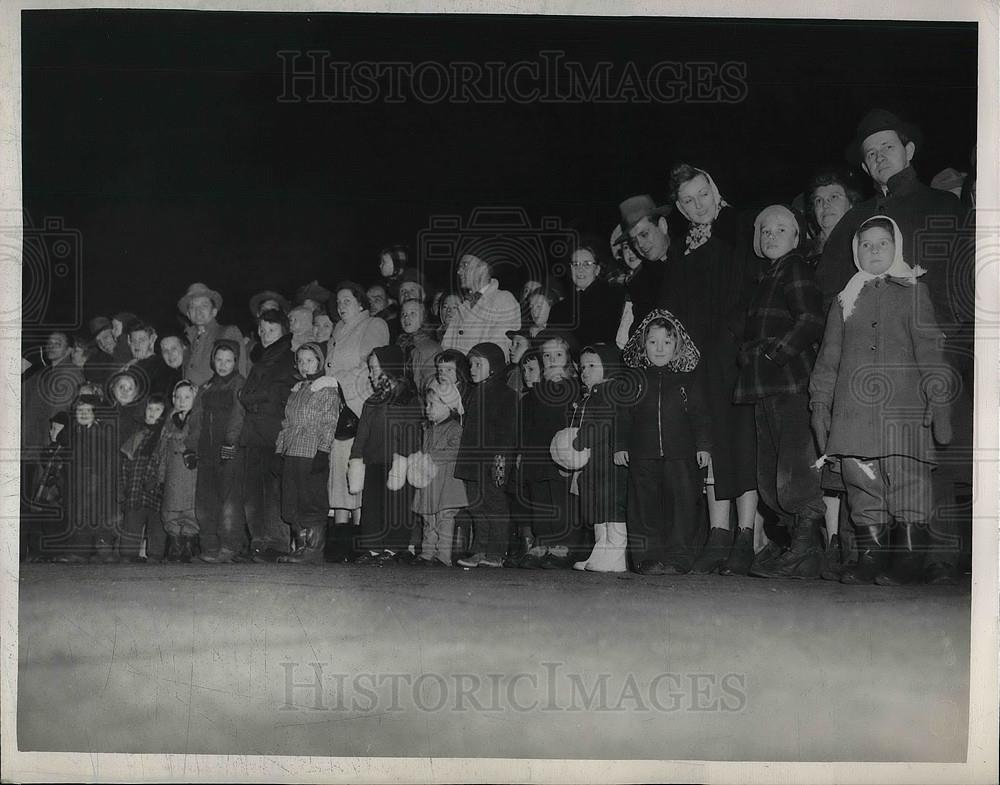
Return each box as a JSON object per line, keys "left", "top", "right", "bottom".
{"left": 455, "top": 342, "right": 518, "bottom": 568}
{"left": 119, "top": 394, "right": 167, "bottom": 562}
{"left": 560, "top": 342, "right": 629, "bottom": 573}
{"left": 273, "top": 342, "right": 341, "bottom": 564}
{"left": 619, "top": 310, "right": 712, "bottom": 575}
{"left": 186, "top": 339, "right": 248, "bottom": 563}
{"left": 410, "top": 378, "right": 468, "bottom": 567}
{"left": 810, "top": 214, "right": 952, "bottom": 586}
{"left": 734, "top": 204, "right": 828, "bottom": 580}
{"left": 518, "top": 331, "right": 579, "bottom": 569}
{"left": 350, "top": 344, "right": 423, "bottom": 563}
{"left": 157, "top": 380, "right": 199, "bottom": 562}
{"left": 108, "top": 368, "right": 146, "bottom": 449}
{"left": 55, "top": 395, "right": 120, "bottom": 563}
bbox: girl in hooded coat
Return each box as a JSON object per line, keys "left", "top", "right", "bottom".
{"left": 350, "top": 344, "right": 423, "bottom": 563}
{"left": 810, "top": 215, "right": 952, "bottom": 586}
{"left": 274, "top": 342, "right": 341, "bottom": 564}
{"left": 561, "top": 342, "right": 630, "bottom": 573}
{"left": 618, "top": 310, "right": 712, "bottom": 575}
{"left": 156, "top": 380, "right": 199, "bottom": 562}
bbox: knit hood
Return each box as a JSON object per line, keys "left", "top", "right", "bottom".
{"left": 468, "top": 342, "right": 506, "bottom": 380}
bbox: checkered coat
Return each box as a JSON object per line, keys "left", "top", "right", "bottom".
{"left": 274, "top": 377, "right": 341, "bottom": 459}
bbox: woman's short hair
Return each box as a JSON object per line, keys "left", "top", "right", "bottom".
{"left": 803, "top": 167, "right": 864, "bottom": 236}
{"left": 570, "top": 233, "right": 612, "bottom": 275}
{"left": 257, "top": 308, "right": 290, "bottom": 334}
{"left": 334, "top": 280, "right": 370, "bottom": 312}
{"left": 433, "top": 349, "right": 472, "bottom": 388}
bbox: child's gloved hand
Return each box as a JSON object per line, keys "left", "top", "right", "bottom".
{"left": 924, "top": 403, "right": 953, "bottom": 446}
{"left": 613, "top": 450, "right": 629, "bottom": 467}
{"left": 219, "top": 444, "right": 237, "bottom": 462}
{"left": 311, "top": 449, "right": 330, "bottom": 475}
{"left": 696, "top": 451, "right": 710, "bottom": 469}
{"left": 810, "top": 404, "right": 831, "bottom": 453}
{"left": 182, "top": 450, "right": 198, "bottom": 470}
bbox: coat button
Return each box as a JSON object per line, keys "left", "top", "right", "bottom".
{"left": 458, "top": 330, "right": 464, "bottom": 335}
{"left": 870, "top": 345, "right": 876, "bottom": 351}
{"left": 872, "top": 321, "right": 878, "bottom": 327}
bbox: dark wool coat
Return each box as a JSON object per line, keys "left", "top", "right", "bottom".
{"left": 572, "top": 381, "right": 628, "bottom": 525}
{"left": 455, "top": 373, "right": 518, "bottom": 484}
{"left": 157, "top": 412, "right": 197, "bottom": 512}
{"left": 66, "top": 418, "right": 119, "bottom": 527}
{"left": 617, "top": 364, "right": 712, "bottom": 460}
{"left": 110, "top": 399, "right": 146, "bottom": 450}
{"left": 237, "top": 334, "right": 296, "bottom": 448}
{"left": 810, "top": 277, "right": 949, "bottom": 462}
{"left": 350, "top": 385, "right": 423, "bottom": 466}
{"left": 733, "top": 251, "right": 826, "bottom": 404}
{"left": 549, "top": 279, "right": 627, "bottom": 350}
{"left": 625, "top": 261, "right": 666, "bottom": 336}
{"left": 520, "top": 377, "right": 576, "bottom": 482}
{"left": 187, "top": 371, "right": 246, "bottom": 458}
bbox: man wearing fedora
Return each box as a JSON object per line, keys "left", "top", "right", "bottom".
{"left": 815, "top": 108, "right": 972, "bottom": 586}
{"left": 178, "top": 282, "right": 247, "bottom": 387}
{"left": 617, "top": 195, "right": 671, "bottom": 335}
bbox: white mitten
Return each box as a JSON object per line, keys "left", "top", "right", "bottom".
{"left": 550, "top": 427, "right": 591, "bottom": 471}
{"left": 347, "top": 458, "right": 366, "bottom": 495}
{"left": 310, "top": 375, "right": 339, "bottom": 392}
{"left": 386, "top": 453, "right": 409, "bottom": 491}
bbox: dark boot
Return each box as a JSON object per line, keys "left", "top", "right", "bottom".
{"left": 689, "top": 527, "right": 733, "bottom": 574}
{"left": 719, "top": 527, "right": 755, "bottom": 576}
{"left": 747, "top": 538, "right": 784, "bottom": 575}
{"left": 820, "top": 533, "right": 845, "bottom": 581}
{"left": 840, "top": 523, "right": 888, "bottom": 585}
{"left": 165, "top": 535, "right": 183, "bottom": 563}
{"left": 875, "top": 523, "right": 925, "bottom": 586}
{"left": 751, "top": 516, "right": 823, "bottom": 579}
{"left": 179, "top": 536, "right": 194, "bottom": 564}
{"left": 278, "top": 526, "right": 326, "bottom": 564}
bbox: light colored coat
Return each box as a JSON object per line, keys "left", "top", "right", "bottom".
{"left": 441, "top": 279, "right": 520, "bottom": 360}
{"left": 325, "top": 312, "right": 390, "bottom": 417}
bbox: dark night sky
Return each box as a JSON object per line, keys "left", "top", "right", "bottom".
{"left": 21, "top": 10, "right": 978, "bottom": 340}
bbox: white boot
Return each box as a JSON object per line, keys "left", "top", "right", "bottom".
{"left": 586, "top": 521, "right": 628, "bottom": 573}
{"left": 573, "top": 524, "right": 607, "bottom": 571}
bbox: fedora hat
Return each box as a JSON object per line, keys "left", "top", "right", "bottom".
{"left": 846, "top": 108, "right": 923, "bottom": 165}
{"left": 177, "top": 282, "right": 223, "bottom": 314}
{"left": 618, "top": 195, "right": 672, "bottom": 232}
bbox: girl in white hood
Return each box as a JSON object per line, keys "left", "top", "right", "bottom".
{"left": 809, "top": 215, "right": 952, "bottom": 587}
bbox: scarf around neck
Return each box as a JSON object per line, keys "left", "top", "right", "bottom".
{"left": 681, "top": 169, "right": 729, "bottom": 255}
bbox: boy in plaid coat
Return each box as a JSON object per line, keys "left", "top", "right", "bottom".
{"left": 734, "top": 205, "right": 827, "bottom": 579}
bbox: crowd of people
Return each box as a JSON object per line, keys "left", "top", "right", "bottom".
{"left": 20, "top": 108, "right": 976, "bottom": 585}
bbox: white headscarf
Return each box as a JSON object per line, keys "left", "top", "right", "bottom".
{"left": 752, "top": 204, "right": 800, "bottom": 259}
{"left": 838, "top": 215, "right": 924, "bottom": 320}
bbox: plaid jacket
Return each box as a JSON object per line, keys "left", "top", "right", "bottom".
{"left": 274, "top": 377, "right": 340, "bottom": 458}
{"left": 733, "top": 251, "right": 825, "bottom": 403}
{"left": 120, "top": 424, "right": 164, "bottom": 510}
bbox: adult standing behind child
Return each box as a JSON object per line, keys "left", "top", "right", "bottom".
{"left": 177, "top": 282, "right": 247, "bottom": 387}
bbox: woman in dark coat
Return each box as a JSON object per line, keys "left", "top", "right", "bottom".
{"left": 661, "top": 164, "right": 762, "bottom": 574}
{"left": 237, "top": 309, "right": 297, "bottom": 562}
{"left": 549, "top": 234, "right": 627, "bottom": 350}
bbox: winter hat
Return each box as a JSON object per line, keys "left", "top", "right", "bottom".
{"left": 468, "top": 342, "right": 506, "bottom": 379}
{"left": 49, "top": 411, "right": 70, "bottom": 428}
{"left": 752, "top": 204, "right": 801, "bottom": 258}
{"left": 87, "top": 316, "right": 112, "bottom": 337}
{"left": 295, "top": 341, "right": 327, "bottom": 380}
{"left": 371, "top": 344, "right": 406, "bottom": 381}
{"left": 112, "top": 311, "right": 138, "bottom": 326}
{"left": 618, "top": 194, "right": 672, "bottom": 233}
{"left": 211, "top": 338, "right": 242, "bottom": 373}
{"left": 622, "top": 308, "right": 700, "bottom": 372}
{"left": 580, "top": 342, "right": 622, "bottom": 380}
{"left": 839, "top": 215, "right": 924, "bottom": 320}
{"left": 846, "top": 108, "right": 922, "bottom": 165}
{"left": 295, "top": 280, "right": 332, "bottom": 307}
{"left": 425, "top": 377, "right": 464, "bottom": 416}
{"left": 379, "top": 245, "right": 410, "bottom": 277}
